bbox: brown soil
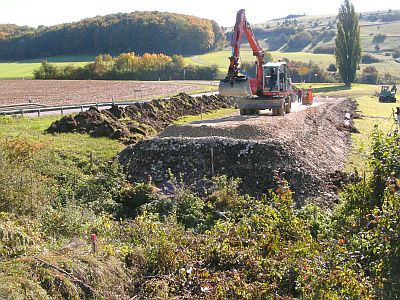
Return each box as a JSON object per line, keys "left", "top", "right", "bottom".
{"left": 120, "top": 97, "right": 358, "bottom": 206}
{"left": 0, "top": 80, "right": 204, "bottom": 106}
{"left": 47, "top": 93, "right": 236, "bottom": 144}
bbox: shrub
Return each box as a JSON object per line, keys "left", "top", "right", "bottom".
{"left": 372, "top": 33, "right": 387, "bottom": 44}
{"left": 361, "top": 54, "right": 381, "bottom": 64}
{"left": 175, "top": 188, "right": 205, "bottom": 229}
{"left": 0, "top": 138, "right": 50, "bottom": 216}
{"left": 118, "top": 182, "right": 160, "bottom": 218}
{"left": 313, "top": 45, "right": 335, "bottom": 54}
{"left": 327, "top": 63, "right": 337, "bottom": 72}
{"left": 360, "top": 66, "right": 379, "bottom": 84}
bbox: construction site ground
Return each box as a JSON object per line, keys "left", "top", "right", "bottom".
{"left": 120, "top": 96, "right": 358, "bottom": 207}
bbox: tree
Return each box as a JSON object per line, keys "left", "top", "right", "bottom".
{"left": 335, "top": 0, "right": 361, "bottom": 86}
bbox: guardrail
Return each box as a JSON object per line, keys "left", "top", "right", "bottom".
{"left": 0, "top": 101, "right": 142, "bottom": 116}
{"left": 0, "top": 91, "right": 219, "bottom": 117}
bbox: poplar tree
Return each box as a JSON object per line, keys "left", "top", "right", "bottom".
{"left": 335, "top": 0, "right": 361, "bottom": 86}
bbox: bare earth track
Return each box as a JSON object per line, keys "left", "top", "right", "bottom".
{"left": 0, "top": 80, "right": 204, "bottom": 106}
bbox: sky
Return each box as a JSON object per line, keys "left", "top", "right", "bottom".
{"left": 0, "top": 0, "right": 399, "bottom": 28}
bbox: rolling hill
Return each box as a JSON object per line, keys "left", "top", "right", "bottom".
{"left": 0, "top": 12, "right": 225, "bottom": 60}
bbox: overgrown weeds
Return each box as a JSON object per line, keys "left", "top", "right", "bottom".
{"left": 0, "top": 127, "right": 399, "bottom": 298}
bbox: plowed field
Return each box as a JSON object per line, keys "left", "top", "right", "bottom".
{"left": 0, "top": 80, "right": 208, "bottom": 106}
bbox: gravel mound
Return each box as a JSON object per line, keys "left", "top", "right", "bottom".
{"left": 47, "top": 93, "right": 236, "bottom": 144}
{"left": 120, "top": 98, "right": 358, "bottom": 206}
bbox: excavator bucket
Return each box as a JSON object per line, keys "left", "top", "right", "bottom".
{"left": 218, "top": 77, "right": 252, "bottom": 97}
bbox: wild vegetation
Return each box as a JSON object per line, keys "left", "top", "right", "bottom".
{"left": 0, "top": 115, "right": 399, "bottom": 298}
{"left": 0, "top": 11, "right": 225, "bottom": 59}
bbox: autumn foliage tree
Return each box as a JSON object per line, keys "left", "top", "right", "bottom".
{"left": 335, "top": 0, "right": 362, "bottom": 86}
{"left": 34, "top": 52, "right": 220, "bottom": 80}
{"left": 0, "top": 12, "right": 225, "bottom": 59}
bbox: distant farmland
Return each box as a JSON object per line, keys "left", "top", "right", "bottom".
{"left": 0, "top": 80, "right": 217, "bottom": 105}
{"left": 0, "top": 55, "right": 93, "bottom": 79}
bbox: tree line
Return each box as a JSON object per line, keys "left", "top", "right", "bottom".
{"left": 34, "top": 52, "right": 221, "bottom": 81}
{"left": 0, "top": 11, "right": 225, "bottom": 59}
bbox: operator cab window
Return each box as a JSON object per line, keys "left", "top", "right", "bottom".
{"left": 264, "top": 67, "right": 278, "bottom": 91}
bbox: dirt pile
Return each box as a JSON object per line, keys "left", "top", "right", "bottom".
{"left": 120, "top": 98, "right": 358, "bottom": 206}
{"left": 47, "top": 93, "right": 236, "bottom": 143}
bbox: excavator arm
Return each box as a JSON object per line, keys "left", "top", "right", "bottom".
{"left": 219, "top": 9, "right": 265, "bottom": 97}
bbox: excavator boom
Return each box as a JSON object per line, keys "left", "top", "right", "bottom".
{"left": 219, "top": 9, "right": 265, "bottom": 97}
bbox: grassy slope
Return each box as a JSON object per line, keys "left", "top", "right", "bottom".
{"left": 304, "top": 83, "right": 398, "bottom": 170}
{"left": 0, "top": 55, "right": 93, "bottom": 79}
{"left": 185, "top": 48, "right": 400, "bottom": 79}
{"left": 186, "top": 11, "right": 400, "bottom": 79}
{"left": 184, "top": 49, "right": 335, "bottom": 72}
{"left": 175, "top": 107, "right": 237, "bottom": 124}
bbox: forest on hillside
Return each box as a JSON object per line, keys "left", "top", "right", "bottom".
{"left": 0, "top": 11, "right": 225, "bottom": 59}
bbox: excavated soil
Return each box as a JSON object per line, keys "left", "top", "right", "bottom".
{"left": 120, "top": 97, "right": 358, "bottom": 206}
{"left": 47, "top": 93, "right": 236, "bottom": 144}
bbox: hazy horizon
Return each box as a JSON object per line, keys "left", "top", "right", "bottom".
{"left": 0, "top": 0, "right": 399, "bottom": 28}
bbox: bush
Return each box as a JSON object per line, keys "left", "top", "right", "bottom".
{"left": 0, "top": 138, "right": 50, "bottom": 216}
{"left": 175, "top": 188, "right": 205, "bottom": 229}
{"left": 313, "top": 45, "right": 335, "bottom": 54}
{"left": 361, "top": 53, "right": 381, "bottom": 64}
{"left": 118, "top": 182, "right": 160, "bottom": 218}
{"left": 360, "top": 66, "right": 379, "bottom": 84}
{"left": 327, "top": 63, "right": 337, "bottom": 72}
{"left": 372, "top": 33, "right": 387, "bottom": 44}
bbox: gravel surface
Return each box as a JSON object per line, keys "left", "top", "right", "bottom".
{"left": 122, "top": 97, "right": 358, "bottom": 206}
{"left": 0, "top": 80, "right": 203, "bottom": 106}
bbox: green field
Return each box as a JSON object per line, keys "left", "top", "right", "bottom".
{"left": 0, "top": 115, "right": 123, "bottom": 161}
{"left": 185, "top": 48, "right": 400, "bottom": 80}
{"left": 299, "top": 83, "right": 398, "bottom": 170}
{"left": 0, "top": 55, "right": 93, "bottom": 79}
{"left": 184, "top": 50, "right": 336, "bottom": 72}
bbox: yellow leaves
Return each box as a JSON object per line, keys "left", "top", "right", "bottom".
{"left": 113, "top": 52, "right": 172, "bottom": 73}
{"left": 1, "top": 137, "right": 45, "bottom": 162}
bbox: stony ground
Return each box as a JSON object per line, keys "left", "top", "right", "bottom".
{"left": 121, "top": 97, "right": 358, "bottom": 206}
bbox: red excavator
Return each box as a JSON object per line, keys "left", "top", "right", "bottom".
{"left": 219, "top": 9, "right": 295, "bottom": 115}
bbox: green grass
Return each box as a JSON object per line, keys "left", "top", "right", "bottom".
{"left": 0, "top": 115, "right": 123, "bottom": 161}
{"left": 184, "top": 50, "right": 335, "bottom": 73}
{"left": 175, "top": 107, "right": 237, "bottom": 124}
{"left": 304, "top": 83, "right": 398, "bottom": 171}
{"left": 0, "top": 55, "right": 93, "bottom": 79}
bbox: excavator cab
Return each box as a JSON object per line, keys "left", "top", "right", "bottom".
{"left": 263, "top": 62, "right": 290, "bottom": 93}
